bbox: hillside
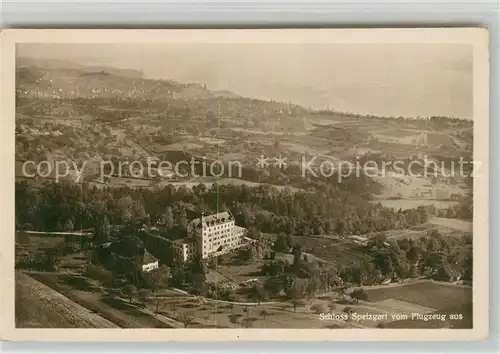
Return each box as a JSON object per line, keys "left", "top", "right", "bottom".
{"left": 15, "top": 58, "right": 473, "bottom": 203}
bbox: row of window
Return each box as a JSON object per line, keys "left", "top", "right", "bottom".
{"left": 206, "top": 222, "right": 234, "bottom": 230}
{"left": 203, "top": 232, "right": 233, "bottom": 242}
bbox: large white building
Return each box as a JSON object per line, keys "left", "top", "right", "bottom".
{"left": 172, "top": 211, "right": 246, "bottom": 262}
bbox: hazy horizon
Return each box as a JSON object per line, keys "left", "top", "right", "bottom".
{"left": 18, "top": 43, "right": 473, "bottom": 119}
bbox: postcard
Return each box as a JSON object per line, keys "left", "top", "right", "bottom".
{"left": 0, "top": 28, "right": 489, "bottom": 341}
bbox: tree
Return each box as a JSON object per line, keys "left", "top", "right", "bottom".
{"left": 44, "top": 249, "right": 58, "bottom": 271}
{"left": 463, "top": 252, "right": 473, "bottom": 281}
{"left": 170, "top": 261, "right": 186, "bottom": 287}
{"left": 86, "top": 264, "right": 113, "bottom": 287}
{"left": 228, "top": 314, "right": 241, "bottom": 328}
{"left": 426, "top": 235, "right": 441, "bottom": 252}
{"left": 286, "top": 234, "right": 293, "bottom": 249}
{"left": 383, "top": 257, "right": 394, "bottom": 277}
{"left": 138, "top": 288, "right": 151, "bottom": 307}
{"left": 260, "top": 309, "right": 270, "bottom": 319}
{"left": 95, "top": 215, "right": 110, "bottom": 244}
{"left": 434, "top": 262, "right": 454, "bottom": 281}
{"left": 292, "top": 244, "right": 302, "bottom": 266}
{"left": 305, "top": 278, "right": 319, "bottom": 298}
{"left": 349, "top": 288, "right": 367, "bottom": 303}
{"left": 311, "top": 304, "right": 327, "bottom": 314}
{"left": 292, "top": 299, "right": 305, "bottom": 312}
{"left": 64, "top": 219, "right": 74, "bottom": 232}
{"left": 264, "top": 277, "right": 283, "bottom": 297}
{"left": 241, "top": 317, "right": 255, "bottom": 328}
{"left": 163, "top": 207, "right": 174, "bottom": 229}
{"left": 176, "top": 208, "right": 188, "bottom": 229}
{"left": 286, "top": 278, "right": 305, "bottom": 301}
{"left": 250, "top": 283, "right": 268, "bottom": 305}
{"left": 143, "top": 266, "right": 170, "bottom": 292}
{"left": 153, "top": 298, "right": 166, "bottom": 314}
{"left": 343, "top": 307, "right": 353, "bottom": 322}
{"left": 168, "top": 302, "right": 178, "bottom": 315}
{"left": 372, "top": 233, "right": 387, "bottom": 249}
{"left": 397, "top": 263, "right": 410, "bottom": 280}
{"left": 122, "top": 284, "right": 137, "bottom": 303}
{"left": 273, "top": 233, "right": 288, "bottom": 253}
{"left": 180, "top": 313, "right": 194, "bottom": 328}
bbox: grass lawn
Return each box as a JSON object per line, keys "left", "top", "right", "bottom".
{"left": 217, "top": 251, "right": 266, "bottom": 283}
{"left": 364, "top": 280, "right": 472, "bottom": 311}
{"left": 261, "top": 233, "right": 365, "bottom": 266}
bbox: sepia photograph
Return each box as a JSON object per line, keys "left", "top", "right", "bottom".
{"left": 0, "top": 29, "right": 489, "bottom": 341}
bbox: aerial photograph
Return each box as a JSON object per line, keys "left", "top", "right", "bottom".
{"left": 15, "top": 42, "right": 473, "bottom": 329}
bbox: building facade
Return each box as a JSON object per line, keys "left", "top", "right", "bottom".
{"left": 172, "top": 211, "right": 246, "bottom": 262}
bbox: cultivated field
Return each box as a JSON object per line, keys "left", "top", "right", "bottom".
{"left": 364, "top": 280, "right": 472, "bottom": 311}
{"left": 145, "top": 291, "right": 354, "bottom": 329}
{"left": 374, "top": 217, "right": 471, "bottom": 241}
{"left": 376, "top": 199, "right": 459, "bottom": 210}
{"left": 262, "top": 233, "right": 367, "bottom": 266}
{"left": 428, "top": 217, "right": 472, "bottom": 232}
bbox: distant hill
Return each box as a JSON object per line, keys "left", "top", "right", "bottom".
{"left": 17, "top": 57, "right": 144, "bottom": 78}
{"left": 212, "top": 90, "right": 241, "bottom": 99}
{"left": 15, "top": 57, "right": 472, "bottom": 168}
{"left": 15, "top": 58, "right": 306, "bottom": 119}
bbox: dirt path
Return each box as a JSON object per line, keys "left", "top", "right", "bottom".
{"left": 15, "top": 272, "right": 118, "bottom": 328}
{"left": 167, "top": 288, "right": 279, "bottom": 306}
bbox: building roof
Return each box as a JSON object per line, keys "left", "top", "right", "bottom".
{"left": 189, "top": 211, "right": 234, "bottom": 228}
{"left": 142, "top": 250, "right": 158, "bottom": 265}
{"left": 173, "top": 238, "right": 194, "bottom": 245}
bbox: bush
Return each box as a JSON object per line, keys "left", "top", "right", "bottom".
{"left": 349, "top": 288, "right": 367, "bottom": 303}
{"left": 311, "top": 304, "right": 327, "bottom": 314}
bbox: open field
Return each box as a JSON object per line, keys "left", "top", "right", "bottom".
{"left": 261, "top": 233, "right": 366, "bottom": 266}
{"left": 379, "top": 218, "right": 471, "bottom": 240}
{"left": 375, "top": 199, "right": 459, "bottom": 210}
{"left": 364, "top": 280, "right": 472, "bottom": 311}
{"left": 15, "top": 271, "right": 118, "bottom": 328}
{"left": 372, "top": 298, "right": 436, "bottom": 313}
{"left": 88, "top": 176, "right": 300, "bottom": 192}
{"left": 410, "top": 218, "right": 472, "bottom": 238}
{"left": 428, "top": 217, "right": 472, "bottom": 232}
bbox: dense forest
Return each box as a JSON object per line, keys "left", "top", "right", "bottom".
{"left": 16, "top": 175, "right": 441, "bottom": 239}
